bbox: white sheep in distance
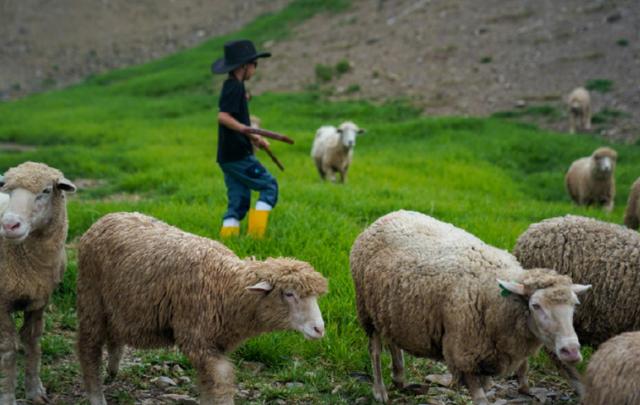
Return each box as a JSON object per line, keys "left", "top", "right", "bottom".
{"left": 623, "top": 177, "right": 640, "bottom": 229}
{"left": 0, "top": 161, "right": 76, "bottom": 405}
{"left": 350, "top": 210, "right": 590, "bottom": 404}
{"left": 565, "top": 146, "right": 617, "bottom": 212}
{"left": 76, "top": 212, "right": 328, "bottom": 405}
{"left": 582, "top": 332, "right": 640, "bottom": 405}
{"left": 311, "top": 121, "right": 365, "bottom": 183}
{"left": 567, "top": 87, "right": 591, "bottom": 134}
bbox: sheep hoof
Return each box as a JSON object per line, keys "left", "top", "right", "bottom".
{"left": 372, "top": 385, "right": 389, "bottom": 403}
{"left": 29, "top": 394, "right": 50, "bottom": 405}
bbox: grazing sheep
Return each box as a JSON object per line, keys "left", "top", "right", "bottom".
{"left": 582, "top": 332, "right": 640, "bottom": 405}
{"left": 311, "top": 121, "right": 365, "bottom": 183}
{"left": 623, "top": 177, "right": 640, "bottom": 229}
{"left": 565, "top": 146, "right": 617, "bottom": 212}
{"left": 350, "top": 210, "right": 590, "bottom": 404}
{"left": 0, "top": 161, "right": 76, "bottom": 405}
{"left": 76, "top": 212, "right": 328, "bottom": 405}
{"left": 514, "top": 215, "right": 640, "bottom": 347}
{"left": 567, "top": 87, "right": 591, "bottom": 134}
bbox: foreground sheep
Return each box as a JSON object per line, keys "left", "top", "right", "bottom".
{"left": 623, "top": 177, "right": 640, "bottom": 229}
{"left": 76, "top": 212, "right": 327, "bottom": 405}
{"left": 565, "top": 146, "right": 617, "bottom": 212}
{"left": 350, "top": 210, "right": 590, "bottom": 404}
{"left": 567, "top": 87, "right": 591, "bottom": 134}
{"left": 514, "top": 215, "right": 640, "bottom": 347}
{"left": 0, "top": 162, "right": 76, "bottom": 405}
{"left": 582, "top": 332, "right": 640, "bottom": 405}
{"left": 311, "top": 121, "right": 365, "bottom": 183}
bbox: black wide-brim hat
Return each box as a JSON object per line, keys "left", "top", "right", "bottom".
{"left": 211, "top": 39, "right": 271, "bottom": 74}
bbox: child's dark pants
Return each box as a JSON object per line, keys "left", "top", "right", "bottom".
{"left": 219, "top": 155, "right": 278, "bottom": 220}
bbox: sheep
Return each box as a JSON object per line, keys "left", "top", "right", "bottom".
{"left": 350, "top": 210, "right": 590, "bottom": 404}
{"left": 582, "top": 331, "right": 640, "bottom": 405}
{"left": 0, "top": 161, "right": 76, "bottom": 405}
{"left": 311, "top": 121, "right": 365, "bottom": 183}
{"left": 514, "top": 215, "right": 640, "bottom": 347}
{"left": 623, "top": 177, "right": 640, "bottom": 229}
{"left": 567, "top": 87, "right": 591, "bottom": 134}
{"left": 565, "top": 146, "right": 617, "bottom": 212}
{"left": 76, "top": 212, "right": 328, "bottom": 405}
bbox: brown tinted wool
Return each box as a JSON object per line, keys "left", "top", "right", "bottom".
{"left": 565, "top": 147, "right": 617, "bottom": 211}
{"left": 582, "top": 332, "right": 640, "bottom": 405}
{"left": 76, "top": 212, "right": 327, "bottom": 404}
{"left": 623, "top": 177, "right": 640, "bottom": 230}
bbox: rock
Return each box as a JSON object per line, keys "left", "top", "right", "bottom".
{"left": 516, "top": 99, "right": 527, "bottom": 108}
{"left": 177, "top": 376, "right": 191, "bottom": 384}
{"left": 152, "top": 376, "right": 177, "bottom": 388}
{"left": 160, "top": 394, "right": 198, "bottom": 405}
{"left": 425, "top": 373, "right": 452, "bottom": 387}
{"left": 286, "top": 381, "right": 304, "bottom": 389}
{"left": 172, "top": 364, "right": 184, "bottom": 375}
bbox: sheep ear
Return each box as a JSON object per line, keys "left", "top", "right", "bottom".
{"left": 336, "top": 128, "right": 344, "bottom": 134}
{"left": 357, "top": 128, "right": 366, "bottom": 134}
{"left": 0, "top": 175, "right": 4, "bottom": 187}
{"left": 246, "top": 281, "right": 273, "bottom": 293}
{"left": 57, "top": 177, "right": 77, "bottom": 193}
{"left": 571, "top": 284, "right": 591, "bottom": 295}
{"left": 497, "top": 279, "right": 526, "bottom": 296}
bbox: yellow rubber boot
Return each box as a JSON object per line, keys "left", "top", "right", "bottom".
{"left": 219, "top": 225, "right": 240, "bottom": 238}
{"left": 247, "top": 209, "right": 270, "bottom": 239}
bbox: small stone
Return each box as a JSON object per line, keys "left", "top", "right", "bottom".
{"left": 152, "top": 376, "right": 177, "bottom": 388}
{"left": 160, "top": 393, "right": 198, "bottom": 405}
{"left": 516, "top": 99, "right": 526, "bottom": 108}
{"left": 425, "top": 373, "right": 452, "bottom": 387}
{"left": 172, "top": 364, "right": 184, "bottom": 375}
{"left": 178, "top": 376, "right": 191, "bottom": 384}
{"left": 286, "top": 382, "right": 304, "bottom": 389}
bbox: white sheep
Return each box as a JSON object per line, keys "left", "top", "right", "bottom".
{"left": 565, "top": 146, "right": 617, "bottom": 212}
{"left": 582, "top": 331, "right": 640, "bottom": 405}
{"left": 0, "top": 161, "right": 76, "bottom": 405}
{"left": 350, "top": 210, "right": 590, "bottom": 404}
{"left": 311, "top": 121, "right": 365, "bottom": 183}
{"left": 76, "top": 212, "right": 328, "bottom": 405}
{"left": 567, "top": 87, "right": 591, "bottom": 134}
{"left": 623, "top": 177, "right": 640, "bottom": 229}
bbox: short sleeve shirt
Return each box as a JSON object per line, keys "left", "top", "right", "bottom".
{"left": 217, "top": 77, "right": 253, "bottom": 163}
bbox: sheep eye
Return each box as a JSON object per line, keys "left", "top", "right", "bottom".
{"left": 42, "top": 187, "right": 52, "bottom": 194}
{"left": 284, "top": 292, "right": 295, "bottom": 298}
{"left": 531, "top": 303, "right": 541, "bottom": 311}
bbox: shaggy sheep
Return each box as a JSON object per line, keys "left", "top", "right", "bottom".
{"left": 514, "top": 215, "right": 640, "bottom": 347}
{"left": 350, "top": 210, "right": 590, "bottom": 404}
{"left": 582, "top": 331, "right": 640, "bottom": 405}
{"left": 567, "top": 87, "right": 591, "bottom": 134}
{"left": 0, "top": 161, "right": 76, "bottom": 405}
{"left": 565, "top": 146, "right": 617, "bottom": 212}
{"left": 76, "top": 212, "right": 328, "bottom": 405}
{"left": 311, "top": 121, "right": 365, "bottom": 183}
{"left": 623, "top": 177, "right": 640, "bottom": 229}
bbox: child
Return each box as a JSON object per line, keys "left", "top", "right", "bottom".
{"left": 211, "top": 39, "right": 277, "bottom": 238}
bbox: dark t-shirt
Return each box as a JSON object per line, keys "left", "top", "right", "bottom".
{"left": 217, "top": 77, "right": 253, "bottom": 163}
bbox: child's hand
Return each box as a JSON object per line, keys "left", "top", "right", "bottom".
{"left": 250, "top": 133, "right": 270, "bottom": 150}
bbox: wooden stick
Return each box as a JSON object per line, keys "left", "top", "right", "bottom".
{"left": 245, "top": 127, "right": 295, "bottom": 144}
{"left": 262, "top": 145, "right": 285, "bottom": 171}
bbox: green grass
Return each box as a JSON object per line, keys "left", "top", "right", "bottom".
{"left": 1, "top": 0, "right": 638, "bottom": 403}
{"left": 585, "top": 78, "right": 614, "bottom": 93}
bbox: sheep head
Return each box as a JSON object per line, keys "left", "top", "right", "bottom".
{"left": 0, "top": 161, "right": 76, "bottom": 242}
{"left": 337, "top": 121, "right": 365, "bottom": 149}
{"left": 591, "top": 147, "right": 617, "bottom": 178}
{"left": 498, "top": 268, "right": 591, "bottom": 364}
{"left": 245, "top": 258, "right": 328, "bottom": 340}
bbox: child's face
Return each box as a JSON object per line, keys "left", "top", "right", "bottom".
{"left": 244, "top": 61, "right": 258, "bottom": 80}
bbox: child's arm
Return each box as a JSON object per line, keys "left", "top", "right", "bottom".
{"left": 218, "top": 112, "right": 269, "bottom": 149}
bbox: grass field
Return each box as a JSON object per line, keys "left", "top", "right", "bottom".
{"left": 1, "top": 0, "right": 639, "bottom": 403}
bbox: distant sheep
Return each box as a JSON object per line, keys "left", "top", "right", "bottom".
{"left": 582, "top": 332, "right": 640, "bottom": 405}
{"left": 565, "top": 147, "right": 617, "bottom": 212}
{"left": 350, "top": 210, "right": 590, "bottom": 404}
{"left": 311, "top": 121, "right": 365, "bottom": 183}
{"left": 623, "top": 177, "right": 640, "bottom": 229}
{"left": 76, "top": 212, "right": 328, "bottom": 405}
{"left": 0, "top": 161, "right": 76, "bottom": 405}
{"left": 514, "top": 215, "right": 640, "bottom": 347}
{"left": 567, "top": 87, "right": 591, "bottom": 134}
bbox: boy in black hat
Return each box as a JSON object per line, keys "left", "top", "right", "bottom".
{"left": 212, "top": 39, "right": 276, "bottom": 238}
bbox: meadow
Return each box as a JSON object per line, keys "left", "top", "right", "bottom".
{"left": 1, "top": 0, "right": 639, "bottom": 403}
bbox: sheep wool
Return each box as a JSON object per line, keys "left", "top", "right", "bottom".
{"left": 514, "top": 215, "right": 640, "bottom": 347}
{"left": 310, "top": 121, "right": 364, "bottom": 183}
{"left": 565, "top": 147, "right": 617, "bottom": 212}
{"left": 623, "top": 177, "right": 640, "bottom": 230}
{"left": 582, "top": 331, "right": 640, "bottom": 405}
{"left": 76, "top": 212, "right": 327, "bottom": 405}
{"left": 567, "top": 87, "right": 591, "bottom": 134}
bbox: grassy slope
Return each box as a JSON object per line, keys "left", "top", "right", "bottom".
{"left": 1, "top": 0, "right": 639, "bottom": 403}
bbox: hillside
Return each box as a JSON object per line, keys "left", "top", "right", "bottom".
{"left": 1, "top": 0, "right": 639, "bottom": 142}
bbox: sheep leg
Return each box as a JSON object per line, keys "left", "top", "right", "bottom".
{"left": 569, "top": 113, "right": 576, "bottom": 134}
{"left": 388, "top": 343, "right": 405, "bottom": 389}
{"left": 20, "top": 308, "right": 49, "bottom": 404}
{"left": 339, "top": 167, "right": 349, "bottom": 184}
{"left": 0, "top": 311, "right": 18, "bottom": 405}
{"left": 369, "top": 331, "right": 389, "bottom": 403}
{"left": 106, "top": 339, "right": 124, "bottom": 380}
{"left": 603, "top": 198, "right": 614, "bottom": 213}
{"left": 190, "top": 351, "right": 235, "bottom": 405}
{"left": 546, "top": 348, "right": 584, "bottom": 397}
{"left": 480, "top": 376, "right": 494, "bottom": 392}
{"left": 76, "top": 320, "right": 107, "bottom": 405}
{"left": 584, "top": 104, "right": 591, "bottom": 130}
{"left": 322, "top": 163, "right": 337, "bottom": 183}
{"left": 516, "top": 359, "right": 530, "bottom": 394}
{"left": 463, "top": 373, "right": 489, "bottom": 405}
